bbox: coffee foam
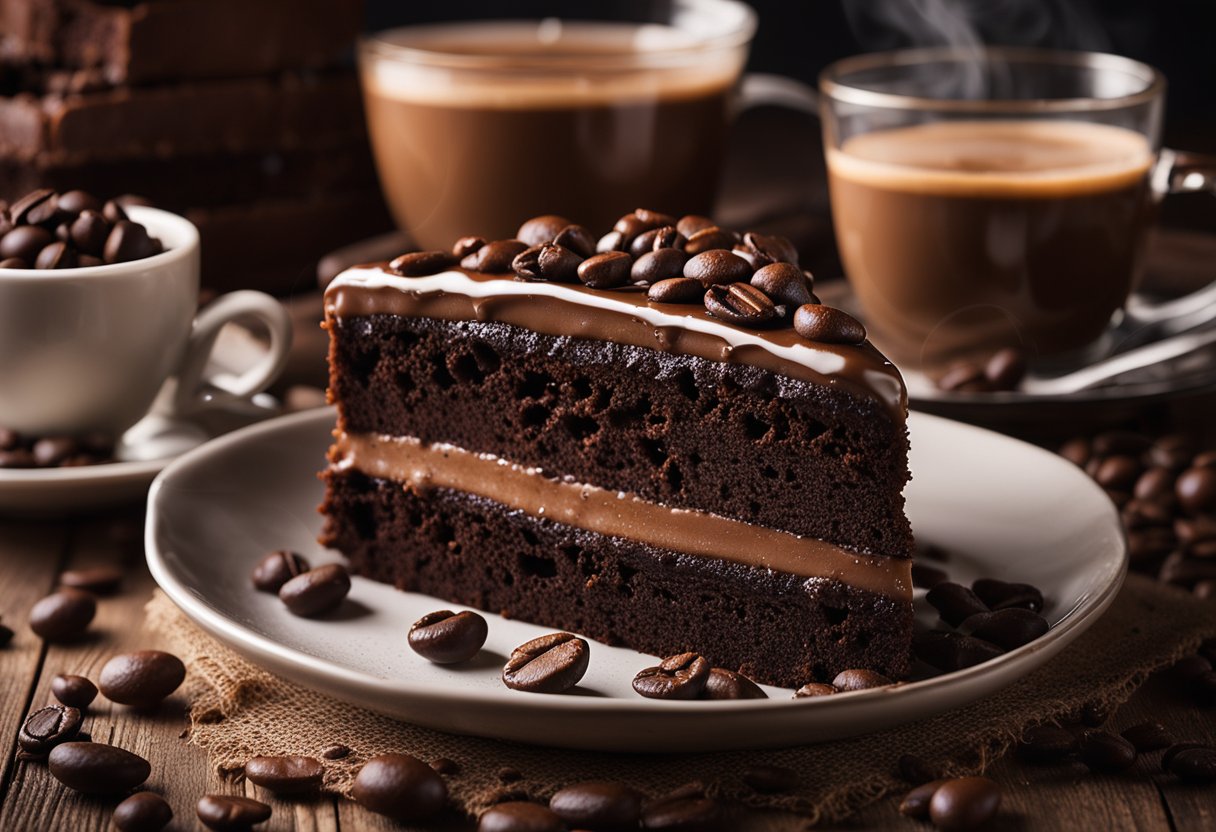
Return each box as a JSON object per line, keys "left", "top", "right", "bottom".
{"left": 364, "top": 21, "right": 741, "bottom": 108}
{"left": 828, "top": 120, "right": 1153, "bottom": 197}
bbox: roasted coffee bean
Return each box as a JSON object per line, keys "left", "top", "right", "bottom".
{"left": 1168, "top": 746, "right": 1216, "bottom": 783}
{"left": 51, "top": 674, "right": 98, "bottom": 708}
{"left": 647, "top": 276, "right": 703, "bottom": 304}
{"left": 629, "top": 227, "right": 664, "bottom": 258}
{"left": 512, "top": 243, "right": 582, "bottom": 283}
{"left": 430, "top": 757, "right": 459, "bottom": 775}
{"left": 251, "top": 550, "right": 310, "bottom": 593}
{"left": 749, "top": 262, "right": 813, "bottom": 309}
{"left": 31, "top": 436, "right": 76, "bottom": 466}
{"left": 196, "top": 795, "right": 272, "bottom": 830}
{"left": 898, "top": 753, "right": 940, "bottom": 785}
{"left": 928, "top": 777, "right": 1001, "bottom": 831}
{"left": 704, "top": 282, "right": 778, "bottom": 327}
{"left": 793, "top": 304, "right": 867, "bottom": 345}
{"left": 59, "top": 564, "right": 122, "bottom": 594}
{"left": 925, "top": 582, "right": 989, "bottom": 627}
{"left": 983, "top": 348, "right": 1027, "bottom": 390}
{"left": 48, "top": 742, "right": 151, "bottom": 794}
{"left": 29, "top": 588, "right": 96, "bottom": 641}
{"left": 408, "top": 609, "right": 488, "bottom": 664}
{"left": 1177, "top": 466, "right": 1216, "bottom": 514}
{"left": 676, "top": 215, "right": 716, "bottom": 237}
{"left": 912, "top": 631, "right": 1003, "bottom": 671}
{"left": 1080, "top": 700, "right": 1111, "bottom": 727}
{"left": 18, "top": 704, "right": 82, "bottom": 755}
{"left": 899, "top": 779, "right": 948, "bottom": 819}
{"left": 1121, "top": 721, "right": 1174, "bottom": 753}
{"left": 1149, "top": 434, "right": 1197, "bottom": 469}
{"left": 935, "top": 362, "right": 991, "bottom": 393}
{"left": 1158, "top": 551, "right": 1216, "bottom": 586}
{"left": 245, "top": 754, "right": 325, "bottom": 794}
{"left": 0, "top": 257, "right": 27, "bottom": 269}
{"left": 497, "top": 766, "right": 522, "bottom": 784}
{"left": 389, "top": 250, "right": 456, "bottom": 277}
{"left": 102, "top": 199, "right": 128, "bottom": 223}
{"left": 69, "top": 210, "right": 111, "bottom": 255}
{"left": 1132, "top": 528, "right": 1179, "bottom": 564}
{"left": 321, "top": 744, "right": 351, "bottom": 760}
{"left": 633, "top": 208, "right": 676, "bottom": 228}
{"left": 633, "top": 652, "right": 711, "bottom": 700}
{"left": 596, "top": 230, "right": 628, "bottom": 253}
{"left": 1123, "top": 497, "right": 1174, "bottom": 529}
{"left": 10, "top": 188, "right": 57, "bottom": 225}
{"left": 701, "top": 667, "right": 767, "bottom": 700}
{"left": 1059, "top": 437, "right": 1091, "bottom": 467}
{"left": 741, "top": 231, "right": 798, "bottom": 266}
{"left": 452, "top": 235, "right": 486, "bottom": 259}
{"left": 1195, "top": 579, "right": 1216, "bottom": 598}
{"left": 517, "top": 215, "right": 573, "bottom": 247}
{"left": 278, "top": 563, "right": 351, "bottom": 617}
{"left": 641, "top": 794, "right": 726, "bottom": 831}
{"left": 1016, "top": 724, "right": 1077, "bottom": 762}
{"left": 553, "top": 224, "right": 597, "bottom": 258}
{"left": 650, "top": 225, "right": 685, "bottom": 251}
{"left": 35, "top": 241, "right": 78, "bottom": 269}
{"left": 1163, "top": 741, "right": 1208, "bottom": 772}
{"left": 479, "top": 801, "right": 564, "bottom": 832}
{"left": 99, "top": 650, "right": 186, "bottom": 708}
{"left": 793, "top": 682, "right": 838, "bottom": 697}
{"left": 464, "top": 239, "right": 528, "bottom": 272}
{"left": 1078, "top": 730, "right": 1137, "bottom": 772}
{"left": 1095, "top": 455, "right": 1142, "bottom": 490}
{"left": 1134, "top": 466, "right": 1176, "bottom": 501}
{"left": 912, "top": 563, "right": 949, "bottom": 589}
{"left": 352, "top": 753, "right": 448, "bottom": 821}
{"left": 576, "top": 250, "right": 633, "bottom": 289}
{"left": 612, "top": 212, "right": 656, "bottom": 241}
{"left": 683, "top": 249, "right": 752, "bottom": 287}
{"left": 104, "top": 220, "right": 161, "bottom": 264}
{"left": 0, "top": 448, "right": 37, "bottom": 467}
{"left": 56, "top": 189, "right": 100, "bottom": 216}
{"left": 960, "top": 608, "right": 1049, "bottom": 650}
{"left": 1177, "top": 515, "right": 1216, "bottom": 545}
{"left": 502, "top": 632, "right": 590, "bottom": 693}
{"left": 112, "top": 791, "right": 173, "bottom": 832}
{"left": 1092, "top": 430, "right": 1152, "bottom": 456}
{"left": 831, "top": 668, "right": 892, "bottom": 692}
{"left": 682, "top": 226, "right": 737, "bottom": 256}
{"left": 550, "top": 780, "right": 644, "bottom": 828}
{"left": 742, "top": 764, "right": 798, "bottom": 794}
{"left": 0, "top": 225, "right": 54, "bottom": 261}
{"left": 1175, "top": 654, "right": 1213, "bottom": 682}
{"left": 632, "top": 248, "right": 689, "bottom": 285}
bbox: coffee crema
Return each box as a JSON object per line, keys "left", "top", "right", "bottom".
{"left": 827, "top": 119, "right": 1156, "bottom": 365}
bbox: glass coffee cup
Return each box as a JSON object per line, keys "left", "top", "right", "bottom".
{"left": 820, "top": 47, "right": 1216, "bottom": 369}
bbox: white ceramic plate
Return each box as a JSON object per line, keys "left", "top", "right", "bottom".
{"left": 146, "top": 409, "right": 1126, "bottom": 752}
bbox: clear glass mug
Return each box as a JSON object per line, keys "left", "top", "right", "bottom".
{"left": 819, "top": 47, "right": 1216, "bottom": 368}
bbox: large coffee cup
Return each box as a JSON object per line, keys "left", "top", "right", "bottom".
{"left": 820, "top": 47, "right": 1216, "bottom": 368}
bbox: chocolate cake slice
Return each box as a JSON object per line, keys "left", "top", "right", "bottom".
{"left": 320, "top": 211, "right": 914, "bottom": 687}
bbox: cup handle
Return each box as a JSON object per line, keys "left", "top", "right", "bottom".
{"left": 1119, "top": 148, "right": 1216, "bottom": 341}
{"left": 735, "top": 72, "right": 820, "bottom": 118}
{"left": 168, "top": 290, "right": 293, "bottom": 419}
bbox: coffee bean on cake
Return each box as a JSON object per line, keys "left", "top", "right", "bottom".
{"left": 389, "top": 250, "right": 456, "bottom": 277}
{"left": 196, "top": 795, "right": 272, "bottom": 831}
{"left": 352, "top": 753, "right": 447, "bottom": 821}
{"left": 112, "top": 792, "right": 173, "bottom": 832}
{"left": 682, "top": 226, "right": 737, "bottom": 255}
{"left": 553, "top": 224, "right": 597, "bottom": 258}
{"left": 48, "top": 742, "right": 151, "bottom": 794}
{"left": 452, "top": 236, "right": 486, "bottom": 260}
{"left": 502, "top": 632, "right": 590, "bottom": 693}
{"left": 750, "top": 262, "right": 814, "bottom": 309}
{"left": 577, "top": 251, "right": 632, "bottom": 289}
{"left": 683, "top": 249, "right": 752, "bottom": 287}
{"left": 99, "top": 650, "right": 186, "bottom": 707}
{"left": 51, "top": 674, "right": 98, "bottom": 708}
{"left": 464, "top": 239, "right": 528, "bottom": 272}
{"left": 244, "top": 755, "right": 325, "bottom": 794}
{"left": 793, "top": 304, "right": 867, "bottom": 345}
{"left": 549, "top": 780, "right": 644, "bottom": 829}
{"left": 702, "top": 667, "right": 767, "bottom": 700}
{"left": 18, "top": 704, "right": 82, "bottom": 755}
{"left": 928, "top": 777, "right": 1001, "bottom": 831}
{"left": 517, "top": 215, "right": 574, "bottom": 247}
{"left": 407, "top": 609, "right": 488, "bottom": 664}
{"left": 278, "top": 563, "right": 351, "bottom": 617}
{"left": 704, "top": 282, "right": 778, "bottom": 328}
{"left": 632, "top": 652, "right": 711, "bottom": 699}
{"left": 741, "top": 231, "right": 799, "bottom": 266}
{"left": 251, "top": 550, "right": 310, "bottom": 593}
{"left": 647, "top": 276, "right": 703, "bottom": 304}
{"left": 632, "top": 248, "right": 689, "bottom": 284}
{"left": 29, "top": 588, "right": 96, "bottom": 641}
{"left": 512, "top": 244, "right": 582, "bottom": 283}
{"left": 479, "top": 801, "right": 565, "bottom": 832}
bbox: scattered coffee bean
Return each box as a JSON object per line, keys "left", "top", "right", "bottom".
{"left": 99, "top": 650, "right": 186, "bottom": 708}
{"left": 550, "top": 780, "right": 644, "bottom": 828}
{"left": 464, "top": 239, "right": 528, "bottom": 272}
{"left": 502, "top": 632, "right": 590, "bottom": 693}
{"left": 831, "top": 668, "right": 892, "bottom": 692}
{"left": 703, "top": 282, "right": 778, "bottom": 327}
{"left": 1080, "top": 700, "right": 1110, "bottom": 727}
{"left": 389, "top": 250, "right": 456, "bottom": 277}
{"left": 640, "top": 793, "right": 726, "bottom": 831}
{"left": 1016, "top": 724, "right": 1077, "bottom": 763}
{"left": 1163, "top": 741, "right": 1208, "bottom": 772}
{"left": 1121, "top": 721, "right": 1175, "bottom": 753}
{"left": 408, "top": 609, "right": 488, "bottom": 664}
{"left": 1167, "top": 745, "right": 1216, "bottom": 783}
{"left": 553, "top": 224, "right": 597, "bottom": 258}
{"left": 912, "top": 563, "right": 949, "bottom": 589}
{"left": 925, "top": 583, "right": 989, "bottom": 627}
{"left": 577, "top": 251, "right": 632, "bottom": 289}
{"left": 792, "top": 304, "right": 866, "bottom": 344}
{"left": 513, "top": 243, "right": 582, "bottom": 283}
{"left": 29, "top": 588, "right": 96, "bottom": 641}
{"left": 59, "top": 565, "right": 123, "bottom": 595}
{"left": 48, "top": 742, "right": 151, "bottom": 794}
{"left": 104, "top": 220, "right": 161, "bottom": 264}
{"left": 452, "top": 235, "right": 486, "bottom": 259}
{"left": 196, "top": 795, "right": 272, "bottom": 831}
{"left": 793, "top": 682, "right": 838, "bottom": 698}
{"left": 633, "top": 652, "right": 711, "bottom": 700}
{"left": 321, "top": 744, "right": 351, "bottom": 760}
{"left": 898, "top": 753, "right": 941, "bottom": 785}
{"left": 934, "top": 361, "right": 990, "bottom": 393}
{"left": 1095, "top": 455, "right": 1141, "bottom": 490}
{"left": 498, "top": 767, "right": 521, "bottom": 784}
{"left": 1078, "top": 730, "right": 1137, "bottom": 772}
{"left": 1177, "top": 466, "right": 1216, "bottom": 514}
{"left": 51, "top": 674, "right": 98, "bottom": 708}
{"left": 683, "top": 249, "right": 751, "bottom": 287}
{"left": 245, "top": 755, "right": 325, "bottom": 794}
{"left": 112, "top": 791, "right": 173, "bottom": 832}
{"left": 701, "top": 667, "right": 767, "bottom": 700}
{"left": 517, "top": 215, "right": 573, "bottom": 247}
{"left": 647, "top": 276, "right": 702, "bottom": 304}
{"left": 959, "top": 608, "right": 1049, "bottom": 650}
{"left": 251, "top": 550, "right": 310, "bottom": 593}
{"left": 970, "top": 578, "right": 1043, "bottom": 612}
{"left": 479, "top": 801, "right": 564, "bottom": 832}
{"left": 278, "top": 563, "right": 351, "bottom": 617}
{"left": 352, "top": 753, "right": 447, "bottom": 821}
{"left": 741, "top": 764, "right": 797, "bottom": 793}
{"left": 912, "top": 631, "right": 1004, "bottom": 672}
{"left": 18, "top": 704, "right": 82, "bottom": 755}
{"left": 899, "top": 779, "right": 948, "bottom": 819}
{"left": 750, "top": 262, "right": 813, "bottom": 310}
{"left": 928, "top": 776, "right": 1001, "bottom": 831}
{"left": 632, "top": 248, "right": 688, "bottom": 284}
{"left": 430, "top": 757, "right": 459, "bottom": 775}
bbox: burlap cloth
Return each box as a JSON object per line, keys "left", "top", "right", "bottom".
{"left": 145, "top": 574, "right": 1215, "bottom": 829}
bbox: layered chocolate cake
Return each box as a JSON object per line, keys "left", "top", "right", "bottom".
{"left": 320, "top": 211, "right": 914, "bottom": 687}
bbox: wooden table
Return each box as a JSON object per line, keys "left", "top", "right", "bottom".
{"left": 0, "top": 513, "right": 1212, "bottom": 831}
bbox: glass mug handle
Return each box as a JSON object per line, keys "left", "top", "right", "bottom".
{"left": 735, "top": 73, "right": 820, "bottom": 117}
{"left": 1121, "top": 148, "right": 1216, "bottom": 339}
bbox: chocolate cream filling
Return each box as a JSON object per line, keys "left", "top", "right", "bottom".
{"left": 332, "top": 431, "right": 913, "bottom": 601}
